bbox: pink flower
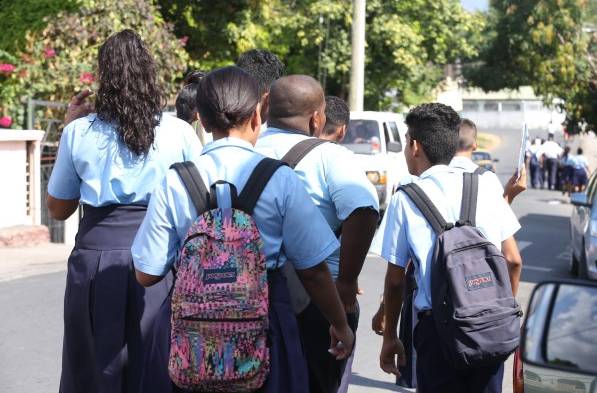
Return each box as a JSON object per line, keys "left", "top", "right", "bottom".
{"left": 0, "top": 116, "right": 12, "bottom": 128}
{"left": 79, "top": 72, "right": 95, "bottom": 84}
{"left": 179, "top": 36, "right": 189, "bottom": 46}
{"left": 43, "top": 47, "right": 56, "bottom": 59}
{"left": 0, "top": 63, "right": 16, "bottom": 74}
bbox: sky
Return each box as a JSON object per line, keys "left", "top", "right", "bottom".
{"left": 460, "top": 0, "right": 489, "bottom": 12}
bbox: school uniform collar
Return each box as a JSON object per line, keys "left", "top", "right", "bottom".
{"left": 264, "top": 126, "right": 310, "bottom": 136}
{"left": 419, "top": 164, "right": 452, "bottom": 179}
{"left": 450, "top": 156, "right": 475, "bottom": 169}
{"left": 201, "top": 137, "right": 255, "bottom": 155}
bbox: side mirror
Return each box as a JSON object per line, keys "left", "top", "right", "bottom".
{"left": 521, "top": 281, "right": 597, "bottom": 383}
{"left": 387, "top": 141, "right": 402, "bottom": 153}
{"left": 571, "top": 192, "right": 591, "bottom": 207}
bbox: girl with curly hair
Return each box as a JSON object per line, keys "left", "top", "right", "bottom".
{"left": 47, "top": 29, "right": 200, "bottom": 393}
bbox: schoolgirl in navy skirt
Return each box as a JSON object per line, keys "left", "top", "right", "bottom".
{"left": 131, "top": 66, "right": 354, "bottom": 393}
{"left": 47, "top": 30, "right": 200, "bottom": 393}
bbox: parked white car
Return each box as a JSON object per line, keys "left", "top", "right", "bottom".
{"left": 340, "top": 111, "right": 410, "bottom": 212}
{"left": 570, "top": 170, "right": 597, "bottom": 280}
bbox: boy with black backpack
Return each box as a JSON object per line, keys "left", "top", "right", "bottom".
{"left": 374, "top": 103, "right": 523, "bottom": 393}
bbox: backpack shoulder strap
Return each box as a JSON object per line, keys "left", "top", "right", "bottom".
{"left": 170, "top": 162, "right": 210, "bottom": 215}
{"left": 281, "top": 138, "right": 329, "bottom": 169}
{"left": 473, "top": 166, "right": 487, "bottom": 176}
{"left": 237, "top": 158, "right": 288, "bottom": 215}
{"left": 398, "top": 183, "right": 449, "bottom": 235}
{"left": 459, "top": 172, "right": 479, "bottom": 226}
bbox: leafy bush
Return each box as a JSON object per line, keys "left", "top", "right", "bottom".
{"left": 0, "top": 0, "right": 189, "bottom": 129}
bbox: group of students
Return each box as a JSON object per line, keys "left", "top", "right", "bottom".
{"left": 527, "top": 135, "right": 590, "bottom": 192}
{"left": 47, "top": 29, "right": 525, "bottom": 393}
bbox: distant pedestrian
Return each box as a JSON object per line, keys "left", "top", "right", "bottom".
{"left": 132, "top": 66, "right": 354, "bottom": 393}
{"left": 47, "top": 29, "right": 201, "bottom": 393}
{"left": 559, "top": 146, "right": 574, "bottom": 195}
{"left": 316, "top": 95, "right": 350, "bottom": 142}
{"left": 528, "top": 138, "right": 543, "bottom": 188}
{"left": 175, "top": 70, "right": 207, "bottom": 145}
{"left": 572, "top": 147, "right": 590, "bottom": 192}
{"left": 537, "top": 134, "right": 563, "bottom": 190}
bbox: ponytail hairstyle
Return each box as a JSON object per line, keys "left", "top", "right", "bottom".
{"left": 95, "top": 29, "right": 164, "bottom": 156}
{"left": 196, "top": 66, "right": 260, "bottom": 133}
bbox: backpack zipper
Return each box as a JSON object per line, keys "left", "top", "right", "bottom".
{"left": 445, "top": 242, "right": 494, "bottom": 257}
{"left": 181, "top": 316, "right": 265, "bottom": 323}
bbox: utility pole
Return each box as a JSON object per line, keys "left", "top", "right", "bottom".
{"left": 349, "top": 0, "right": 366, "bottom": 111}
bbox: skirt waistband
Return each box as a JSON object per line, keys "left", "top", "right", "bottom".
{"left": 75, "top": 204, "right": 148, "bottom": 250}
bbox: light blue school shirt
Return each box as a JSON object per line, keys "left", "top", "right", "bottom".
{"left": 449, "top": 155, "right": 505, "bottom": 194}
{"left": 255, "top": 127, "right": 379, "bottom": 279}
{"left": 371, "top": 165, "right": 520, "bottom": 312}
{"left": 132, "top": 137, "right": 340, "bottom": 276}
{"left": 48, "top": 113, "right": 201, "bottom": 206}
{"left": 571, "top": 155, "right": 589, "bottom": 170}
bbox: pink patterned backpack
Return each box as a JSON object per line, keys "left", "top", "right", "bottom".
{"left": 168, "top": 158, "right": 286, "bottom": 392}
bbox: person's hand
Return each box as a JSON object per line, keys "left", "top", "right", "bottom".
{"left": 328, "top": 323, "right": 355, "bottom": 360}
{"left": 379, "top": 336, "right": 406, "bottom": 376}
{"left": 371, "top": 301, "right": 385, "bottom": 335}
{"left": 336, "top": 279, "right": 358, "bottom": 313}
{"left": 64, "top": 90, "right": 94, "bottom": 126}
{"left": 504, "top": 167, "right": 527, "bottom": 204}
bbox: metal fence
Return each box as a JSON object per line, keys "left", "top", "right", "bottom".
{"left": 28, "top": 98, "right": 69, "bottom": 242}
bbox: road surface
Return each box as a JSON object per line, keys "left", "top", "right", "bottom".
{"left": 0, "top": 129, "right": 575, "bottom": 393}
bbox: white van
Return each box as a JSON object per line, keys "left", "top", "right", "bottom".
{"left": 340, "top": 111, "right": 410, "bottom": 212}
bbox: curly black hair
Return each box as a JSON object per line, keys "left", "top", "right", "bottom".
{"left": 95, "top": 29, "right": 164, "bottom": 156}
{"left": 323, "top": 96, "right": 350, "bottom": 135}
{"left": 236, "top": 49, "right": 285, "bottom": 96}
{"left": 176, "top": 70, "right": 205, "bottom": 124}
{"left": 405, "top": 103, "right": 461, "bottom": 165}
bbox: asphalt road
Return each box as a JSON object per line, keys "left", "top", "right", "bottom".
{"left": 0, "top": 129, "right": 575, "bottom": 393}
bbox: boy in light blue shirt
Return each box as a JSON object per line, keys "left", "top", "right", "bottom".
{"left": 374, "top": 103, "right": 522, "bottom": 393}
{"left": 255, "top": 75, "right": 379, "bottom": 393}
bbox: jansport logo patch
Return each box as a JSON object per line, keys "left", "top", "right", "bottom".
{"left": 203, "top": 268, "right": 237, "bottom": 284}
{"left": 465, "top": 272, "right": 495, "bottom": 291}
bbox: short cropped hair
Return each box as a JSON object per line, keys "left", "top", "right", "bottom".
{"left": 323, "top": 96, "right": 350, "bottom": 135}
{"left": 405, "top": 103, "right": 460, "bottom": 165}
{"left": 236, "top": 49, "right": 285, "bottom": 96}
{"left": 577, "top": 147, "right": 583, "bottom": 155}
{"left": 458, "top": 118, "right": 478, "bottom": 152}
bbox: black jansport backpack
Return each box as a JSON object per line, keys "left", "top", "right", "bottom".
{"left": 399, "top": 172, "right": 522, "bottom": 369}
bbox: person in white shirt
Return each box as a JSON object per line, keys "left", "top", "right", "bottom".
{"left": 536, "top": 135, "right": 563, "bottom": 190}
{"left": 528, "top": 138, "right": 544, "bottom": 188}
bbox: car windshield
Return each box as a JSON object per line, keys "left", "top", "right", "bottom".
{"left": 341, "top": 119, "right": 382, "bottom": 154}
{"left": 472, "top": 151, "right": 491, "bottom": 161}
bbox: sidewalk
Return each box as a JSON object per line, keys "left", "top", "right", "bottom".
{"left": 0, "top": 243, "right": 71, "bottom": 282}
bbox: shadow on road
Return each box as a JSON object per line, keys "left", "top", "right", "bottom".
{"left": 516, "top": 213, "right": 573, "bottom": 284}
{"left": 349, "top": 373, "right": 413, "bottom": 392}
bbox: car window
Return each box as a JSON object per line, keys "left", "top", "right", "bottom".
{"left": 472, "top": 151, "right": 491, "bottom": 161}
{"left": 389, "top": 122, "right": 401, "bottom": 144}
{"left": 546, "top": 285, "right": 597, "bottom": 373}
{"left": 342, "top": 119, "right": 382, "bottom": 154}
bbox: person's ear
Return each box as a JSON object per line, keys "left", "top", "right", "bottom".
{"left": 412, "top": 139, "right": 421, "bottom": 157}
{"left": 338, "top": 125, "right": 347, "bottom": 142}
{"left": 472, "top": 142, "right": 478, "bottom": 151}
{"left": 251, "top": 102, "right": 262, "bottom": 133}
{"left": 260, "top": 92, "right": 270, "bottom": 124}
{"left": 310, "top": 111, "right": 325, "bottom": 136}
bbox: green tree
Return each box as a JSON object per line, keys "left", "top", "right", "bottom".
{"left": 158, "top": 0, "right": 483, "bottom": 110}
{"left": 0, "top": 0, "right": 188, "bottom": 128}
{"left": 465, "top": 0, "right": 596, "bottom": 133}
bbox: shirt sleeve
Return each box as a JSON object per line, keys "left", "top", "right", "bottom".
{"left": 371, "top": 193, "right": 410, "bottom": 267}
{"left": 132, "top": 174, "right": 181, "bottom": 276}
{"left": 325, "top": 147, "right": 380, "bottom": 220}
{"left": 47, "top": 125, "right": 81, "bottom": 200}
{"left": 279, "top": 168, "right": 340, "bottom": 270}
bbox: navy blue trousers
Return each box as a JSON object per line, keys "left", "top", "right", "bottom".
{"left": 60, "top": 205, "right": 171, "bottom": 393}
{"left": 545, "top": 158, "right": 558, "bottom": 190}
{"left": 414, "top": 314, "right": 504, "bottom": 393}
{"left": 141, "top": 269, "right": 309, "bottom": 393}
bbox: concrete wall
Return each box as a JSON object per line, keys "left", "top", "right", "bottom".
{"left": 461, "top": 100, "right": 566, "bottom": 132}
{"left": 0, "top": 130, "right": 44, "bottom": 229}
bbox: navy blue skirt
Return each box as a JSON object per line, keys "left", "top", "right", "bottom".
{"left": 141, "top": 269, "right": 309, "bottom": 393}
{"left": 60, "top": 205, "right": 171, "bottom": 393}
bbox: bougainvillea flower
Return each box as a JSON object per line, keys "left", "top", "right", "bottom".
{"left": 179, "top": 36, "right": 189, "bottom": 46}
{"left": 0, "top": 116, "right": 13, "bottom": 128}
{"left": 79, "top": 72, "right": 95, "bottom": 84}
{"left": 44, "top": 48, "right": 56, "bottom": 59}
{"left": 0, "top": 64, "right": 16, "bottom": 74}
